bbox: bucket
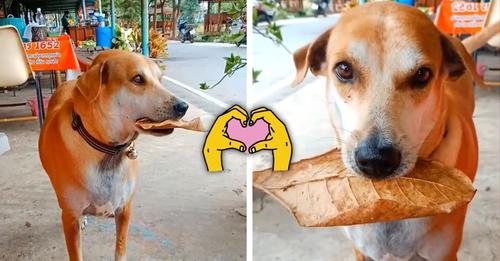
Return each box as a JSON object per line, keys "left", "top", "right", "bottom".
{"left": 27, "top": 96, "right": 49, "bottom": 117}
{"left": 0, "top": 16, "right": 27, "bottom": 41}
{"left": 96, "top": 26, "right": 112, "bottom": 48}
{"left": 396, "top": 0, "right": 415, "bottom": 6}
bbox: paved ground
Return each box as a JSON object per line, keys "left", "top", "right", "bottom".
{"left": 0, "top": 58, "right": 246, "bottom": 259}
{"left": 251, "top": 16, "right": 500, "bottom": 261}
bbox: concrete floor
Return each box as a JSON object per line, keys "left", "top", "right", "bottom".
{"left": 0, "top": 83, "right": 246, "bottom": 260}
{"left": 253, "top": 84, "right": 500, "bottom": 260}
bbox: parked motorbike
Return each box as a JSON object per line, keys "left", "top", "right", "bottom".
{"left": 254, "top": 0, "right": 277, "bottom": 23}
{"left": 312, "top": 0, "right": 329, "bottom": 17}
{"left": 228, "top": 17, "right": 246, "bottom": 47}
{"left": 236, "top": 24, "right": 246, "bottom": 47}
{"left": 177, "top": 20, "right": 194, "bottom": 43}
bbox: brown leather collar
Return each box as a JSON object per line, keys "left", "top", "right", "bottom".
{"left": 71, "top": 111, "right": 138, "bottom": 156}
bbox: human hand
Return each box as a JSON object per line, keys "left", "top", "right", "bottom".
{"left": 248, "top": 107, "right": 292, "bottom": 171}
{"left": 203, "top": 105, "right": 248, "bottom": 172}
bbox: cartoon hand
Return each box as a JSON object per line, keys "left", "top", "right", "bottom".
{"left": 248, "top": 107, "right": 292, "bottom": 171}
{"left": 203, "top": 105, "right": 248, "bottom": 172}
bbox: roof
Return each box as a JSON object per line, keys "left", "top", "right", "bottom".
{"left": 18, "top": 0, "right": 96, "bottom": 13}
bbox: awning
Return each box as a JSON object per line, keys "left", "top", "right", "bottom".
{"left": 18, "top": 0, "right": 95, "bottom": 13}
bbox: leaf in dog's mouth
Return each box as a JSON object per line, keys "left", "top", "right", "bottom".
{"left": 135, "top": 117, "right": 205, "bottom": 132}
{"left": 253, "top": 149, "right": 476, "bottom": 227}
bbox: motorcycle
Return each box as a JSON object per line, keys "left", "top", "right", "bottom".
{"left": 236, "top": 24, "right": 246, "bottom": 47}
{"left": 177, "top": 20, "right": 194, "bottom": 43}
{"left": 254, "top": 0, "right": 277, "bottom": 23}
{"left": 312, "top": 0, "right": 329, "bottom": 17}
{"left": 228, "top": 17, "right": 246, "bottom": 47}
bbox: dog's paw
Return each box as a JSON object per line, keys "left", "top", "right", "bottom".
{"left": 80, "top": 216, "right": 88, "bottom": 230}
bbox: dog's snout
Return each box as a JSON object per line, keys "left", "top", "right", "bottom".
{"left": 354, "top": 139, "right": 401, "bottom": 179}
{"left": 173, "top": 100, "right": 189, "bottom": 115}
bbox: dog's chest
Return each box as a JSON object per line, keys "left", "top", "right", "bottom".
{"left": 83, "top": 158, "right": 136, "bottom": 217}
{"left": 344, "top": 218, "right": 453, "bottom": 261}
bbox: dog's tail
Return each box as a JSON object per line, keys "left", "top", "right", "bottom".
{"left": 461, "top": 21, "right": 500, "bottom": 54}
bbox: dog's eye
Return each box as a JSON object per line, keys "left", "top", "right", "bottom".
{"left": 335, "top": 62, "right": 354, "bottom": 82}
{"left": 132, "top": 75, "right": 145, "bottom": 85}
{"left": 411, "top": 67, "right": 432, "bottom": 87}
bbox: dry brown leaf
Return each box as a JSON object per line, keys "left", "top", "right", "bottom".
{"left": 135, "top": 117, "right": 204, "bottom": 132}
{"left": 253, "top": 149, "right": 475, "bottom": 227}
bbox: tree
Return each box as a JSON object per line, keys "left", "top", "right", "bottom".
{"left": 100, "top": 0, "right": 142, "bottom": 27}
{"left": 179, "top": 0, "right": 200, "bottom": 24}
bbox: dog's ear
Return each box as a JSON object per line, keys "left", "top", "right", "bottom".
{"left": 293, "top": 28, "right": 332, "bottom": 86}
{"left": 439, "top": 34, "right": 486, "bottom": 87}
{"left": 439, "top": 34, "right": 466, "bottom": 80}
{"left": 76, "top": 60, "right": 109, "bottom": 102}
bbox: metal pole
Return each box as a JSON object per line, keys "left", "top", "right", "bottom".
{"left": 141, "top": 0, "right": 149, "bottom": 56}
{"left": 110, "top": 0, "right": 115, "bottom": 37}
{"left": 82, "top": 0, "right": 87, "bottom": 19}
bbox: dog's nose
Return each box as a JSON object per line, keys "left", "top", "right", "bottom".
{"left": 173, "top": 101, "right": 189, "bottom": 115}
{"left": 354, "top": 141, "right": 401, "bottom": 179}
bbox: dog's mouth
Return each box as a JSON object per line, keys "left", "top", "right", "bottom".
{"left": 135, "top": 118, "right": 176, "bottom": 136}
{"left": 134, "top": 117, "right": 203, "bottom": 136}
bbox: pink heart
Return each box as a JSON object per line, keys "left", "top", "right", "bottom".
{"left": 226, "top": 119, "right": 269, "bottom": 152}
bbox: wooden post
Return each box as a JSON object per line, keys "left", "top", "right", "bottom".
{"left": 206, "top": 0, "right": 211, "bottom": 34}
{"left": 217, "top": 0, "right": 221, "bottom": 33}
{"left": 153, "top": 0, "right": 158, "bottom": 31}
{"left": 161, "top": 0, "right": 166, "bottom": 33}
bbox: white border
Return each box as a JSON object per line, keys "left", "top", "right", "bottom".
{"left": 246, "top": 2, "right": 254, "bottom": 260}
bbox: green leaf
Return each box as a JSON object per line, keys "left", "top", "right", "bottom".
{"left": 199, "top": 82, "right": 210, "bottom": 90}
{"left": 253, "top": 8, "right": 258, "bottom": 26}
{"left": 253, "top": 69, "right": 262, "bottom": 83}
{"left": 266, "top": 23, "right": 283, "bottom": 43}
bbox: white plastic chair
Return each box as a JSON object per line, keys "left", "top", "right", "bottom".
{"left": 0, "top": 25, "right": 45, "bottom": 126}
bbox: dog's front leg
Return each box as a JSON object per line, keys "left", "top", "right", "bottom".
{"left": 62, "top": 211, "right": 83, "bottom": 261}
{"left": 114, "top": 200, "right": 132, "bottom": 261}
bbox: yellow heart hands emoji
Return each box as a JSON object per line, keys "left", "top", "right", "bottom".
{"left": 203, "top": 105, "right": 292, "bottom": 172}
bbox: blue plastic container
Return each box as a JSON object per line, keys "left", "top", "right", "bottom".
{"left": 96, "top": 26, "right": 112, "bottom": 48}
{"left": 396, "top": 0, "right": 415, "bottom": 6}
{"left": 0, "top": 17, "right": 27, "bottom": 41}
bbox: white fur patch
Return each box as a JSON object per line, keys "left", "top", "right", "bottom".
{"left": 84, "top": 161, "right": 135, "bottom": 217}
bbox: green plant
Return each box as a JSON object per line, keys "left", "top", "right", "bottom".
{"left": 149, "top": 29, "right": 168, "bottom": 58}
{"left": 180, "top": 0, "right": 200, "bottom": 24}
{"left": 100, "top": 0, "right": 142, "bottom": 27}
{"left": 199, "top": 53, "right": 247, "bottom": 90}
{"left": 112, "top": 25, "right": 137, "bottom": 51}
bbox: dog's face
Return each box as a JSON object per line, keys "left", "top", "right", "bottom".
{"left": 293, "top": 3, "right": 468, "bottom": 179}
{"left": 76, "top": 50, "right": 188, "bottom": 137}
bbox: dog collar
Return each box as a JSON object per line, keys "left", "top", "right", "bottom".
{"left": 71, "top": 111, "right": 138, "bottom": 158}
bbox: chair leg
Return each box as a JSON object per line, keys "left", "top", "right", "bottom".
{"left": 34, "top": 73, "right": 45, "bottom": 127}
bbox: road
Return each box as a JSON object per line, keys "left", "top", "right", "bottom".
{"left": 251, "top": 15, "right": 340, "bottom": 105}
{"left": 163, "top": 41, "right": 247, "bottom": 115}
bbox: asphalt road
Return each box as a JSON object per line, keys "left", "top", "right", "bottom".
{"left": 251, "top": 15, "right": 340, "bottom": 105}
{"left": 163, "top": 41, "right": 247, "bottom": 115}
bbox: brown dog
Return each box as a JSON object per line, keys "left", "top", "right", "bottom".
{"left": 39, "top": 50, "right": 188, "bottom": 261}
{"left": 293, "top": 2, "right": 496, "bottom": 260}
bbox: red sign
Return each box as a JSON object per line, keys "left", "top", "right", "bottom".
{"left": 23, "top": 35, "right": 80, "bottom": 71}
{"left": 435, "top": 0, "right": 490, "bottom": 35}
